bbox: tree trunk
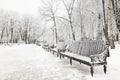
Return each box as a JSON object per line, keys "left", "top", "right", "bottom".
{"left": 69, "top": 17, "right": 75, "bottom": 40}
{"left": 53, "top": 17, "right": 58, "bottom": 46}
{"left": 109, "top": 36, "right": 115, "bottom": 49}
{"left": 70, "top": 24, "right": 75, "bottom": 40}
{"left": 10, "top": 28, "right": 13, "bottom": 43}
{"left": 113, "top": 0, "right": 119, "bottom": 40}
{"left": 102, "top": 0, "right": 109, "bottom": 42}
{"left": 108, "top": 0, "right": 115, "bottom": 49}
{"left": 25, "top": 30, "right": 28, "bottom": 44}
{"left": 1, "top": 27, "right": 5, "bottom": 40}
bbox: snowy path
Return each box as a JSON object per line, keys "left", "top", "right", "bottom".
{"left": 0, "top": 44, "right": 120, "bottom": 80}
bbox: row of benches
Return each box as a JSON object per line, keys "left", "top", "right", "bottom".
{"left": 43, "top": 40, "right": 109, "bottom": 76}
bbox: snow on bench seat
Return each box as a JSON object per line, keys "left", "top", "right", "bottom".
{"left": 60, "top": 52, "right": 92, "bottom": 64}
{"left": 50, "top": 48, "right": 91, "bottom": 64}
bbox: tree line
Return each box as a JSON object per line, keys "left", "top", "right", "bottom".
{"left": 0, "top": 10, "right": 43, "bottom": 44}
{"left": 0, "top": 0, "right": 120, "bottom": 49}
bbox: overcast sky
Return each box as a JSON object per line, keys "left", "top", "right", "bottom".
{"left": 0, "top": 0, "right": 42, "bottom": 16}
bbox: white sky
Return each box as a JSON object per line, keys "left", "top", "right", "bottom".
{"left": 0, "top": 0, "right": 42, "bottom": 16}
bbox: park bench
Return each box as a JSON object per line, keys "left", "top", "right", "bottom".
{"left": 49, "top": 40, "right": 109, "bottom": 76}
{"left": 42, "top": 44, "right": 49, "bottom": 51}
{"left": 49, "top": 41, "right": 66, "bottom": 55}
{"left": 42, "top": 43, "right": 55, "bottom": 51}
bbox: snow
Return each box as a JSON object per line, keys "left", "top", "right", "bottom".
{"left": 61, "top": 52, "right": 91, "bottom": 63}
{"left": 0, "top": 44, "right": 120, "bottom": 80}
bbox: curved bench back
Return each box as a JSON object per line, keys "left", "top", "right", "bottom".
{"left": 69, "top": 40, "right": 106, "bottom": 57}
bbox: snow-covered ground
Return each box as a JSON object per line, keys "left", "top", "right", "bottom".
{"left": 0, "top": 44, "right": 120, "bottom": 80}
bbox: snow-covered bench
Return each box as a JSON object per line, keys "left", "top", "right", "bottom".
{"left": 49, "top": 40, "right": 109, "bottom": 76}
{"left": 42, "top": 44, "right": 49, "bottom": 51}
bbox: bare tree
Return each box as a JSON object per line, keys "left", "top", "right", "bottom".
{"left": 39, "top": 0, "right": 58, "bottom": 45}
{"left": 22, "top": 16, "right": 32, "bottom": 44}
{"left": 76, "top": 0, "right": 85, "bottom": 40}
{"left": 61, "top": 0, "right": 76, "bottom": 40}
{"left": 0, "top": 12, "right": 12, "bottom": 44}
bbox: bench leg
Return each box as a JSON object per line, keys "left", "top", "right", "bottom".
{"left": 60, "top": 54, "right": 61, "bottom": 59}
{"left": 80, "top": 62, "right": 81, "bottom": 64}
{"left": 103, "top": 64, "right": 107, "bottom": 74}
{"left": 57, "top": 53, "right": 59, "bottom": 57}
{"left": 53, "top": 51, "right": 54, "bottom": 55}
{"left": 70, "top": 58, "right": 72, "bottom": 65}
{"left": 90, "top": 66, "right": 94, "bottom": 77}
{"left": 62, "top": 55, "right": 64, "bottom": 58}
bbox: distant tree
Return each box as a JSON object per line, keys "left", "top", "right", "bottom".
{"left": 0, "top": 9, "right": 43, "bottom": 44}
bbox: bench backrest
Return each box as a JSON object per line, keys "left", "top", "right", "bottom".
{"left": 69, "top": 40, "right": 106, "bottom": 57}
{"left": 69, "top": 41, "right": 80, "bottom": 53}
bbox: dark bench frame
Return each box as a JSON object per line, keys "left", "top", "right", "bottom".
{"left": 43, "top": 41, "right": 109, "bottom": 76}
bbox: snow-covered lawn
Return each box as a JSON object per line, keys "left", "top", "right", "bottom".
{"left": 0, "top": 44, "right": 120, "bottom": 80}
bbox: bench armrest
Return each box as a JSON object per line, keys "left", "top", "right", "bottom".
{"left": 90, "top": 49, "right": 107, "bottom": 63}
